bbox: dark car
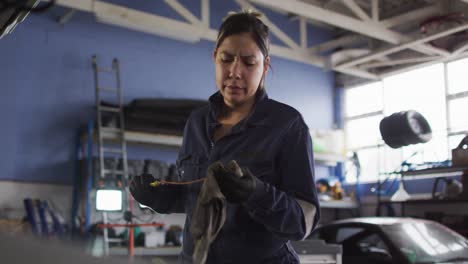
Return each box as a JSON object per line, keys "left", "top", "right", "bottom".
{"left": 308, "top": 217, "right": 468, "bottom": 264}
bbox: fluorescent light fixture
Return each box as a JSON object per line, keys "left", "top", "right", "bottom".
{"left": 96, "top": 189, "right": 123, "bottom": 211}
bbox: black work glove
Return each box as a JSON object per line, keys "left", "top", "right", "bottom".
{"left": 210, "top": 160, "right": 256, "bottom": 203}
{"left": 129, "top": 173, "right": 158, "bottom": 208}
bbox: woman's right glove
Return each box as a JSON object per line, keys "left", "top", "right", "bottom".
{"left": 211, "top": 161, "right": 256, "bottom": 204}
{"left": 129, "top": 173, "right": 157, "bottom": 208}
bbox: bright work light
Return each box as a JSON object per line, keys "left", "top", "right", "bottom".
{"left": 96, "top": 189, "right": 123, "bottom": 211}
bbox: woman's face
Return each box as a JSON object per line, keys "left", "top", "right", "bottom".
{"left": 213, "top": 32, "right": 269, "bottom": 108}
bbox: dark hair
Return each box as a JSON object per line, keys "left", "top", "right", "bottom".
{"left": 216, "top": 10, "right": 270, "bottom": 59}
{"left": 216, "top": 10, "right": 270, "bottom": 90}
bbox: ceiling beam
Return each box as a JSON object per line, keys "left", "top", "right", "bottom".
{"left": 309, "top": 34, "right": 366, "bottom": 53}
{"left": 379, "top": 51, "right": 468, "bottom": 78}
{"left": 57, "top": 8, "right": 76, "bottom": 24}
{"left": 452, "top": 41, "right": 468, "bottom": 55}
{"left": 359, "top": 56, "right": 440, "bottom": 69}
{"left": 380, "top": 3, "right": 442, "bottom": 28}
{"left": 336, "top": 67, "right": 379, "bottom": 80}
{"left": 163, "top": 0, "right": 200, "bottom": 25}
{"left": 249, "top": 0, "right": 448, "bottom": 57}
{"left": 371, "top": 0, "right": 378, "bottom": 21}
{"left": 336, "top": 22, "right": 468, "bottom": 69}
{"left": 250, "top": 0, "right": 401, "bottom": 43}
{"left": 300, "top": 17, "right": 307, "bottom": 48}
{"left": 341, "top": 0, "right": 370, "bottom": 21}
{"left": 94, "top": 1, "right": 204, "bottom": 42}
{"left": 308, "top": 3, "right": 443, "bottom": 54}
{"left": 49, "top": 0, "right": 343, "bottom": 75}
{"left": 236, "top": 0, "right": 300, "bottom": 49}
{"left": 201, "top": 0, "right": 210, "bottom": 27}
{"left": 48, "top": 0, "right": 380, "bottom": 79}
{"left": 47, "top": 0, "right": 93, "bottom": 11}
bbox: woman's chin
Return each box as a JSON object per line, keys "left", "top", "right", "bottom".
{"left": 224, "top": 93, "right": 245, "bottom": 105}
{"left": 225, "top": 98, "right": 244, "bottom": 107}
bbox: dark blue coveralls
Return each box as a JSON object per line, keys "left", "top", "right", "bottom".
{"left": 150, "top": 90, "right": 320, "bottom": 263}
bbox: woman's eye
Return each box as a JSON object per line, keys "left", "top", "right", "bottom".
{"left": 243, "top": 60, "right": 256, "bottom": 67}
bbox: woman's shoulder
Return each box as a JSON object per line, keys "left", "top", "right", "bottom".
{"left": 267, "top": 99, "right": 301, "bottom": 116}
{"left": 187, "top": 104, "right": 210, "bottom": 121}
{"left": 264, "top": 99, "right": 306, "bottom": 128}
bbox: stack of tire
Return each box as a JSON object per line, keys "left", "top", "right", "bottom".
{"left": 379, "top": 110, "right": 432, "bottom": 149}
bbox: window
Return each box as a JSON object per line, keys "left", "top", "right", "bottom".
{"left": 345, "top": 82, "right": 383, "bottom": 117}
{"left": 447, "top": 57, "right": 468, "bottom": 95}
{"left": 446, "top": 57, "right": 468, "bottom": 155}
{"left": 448, "top": 96, "right": 468, "bottom": 133}
{"left": 383, "top": 64, "right": 446, "bottom": 132}
{"left": 344, "top": 82, "right": 383, "bottom": 183}
{"left": 384, "top": 64, "right": 448, "bottom": 163}
{"left": 344, "top": 58, "right": 468, "bottom": 183}
{"left": 345, "top": 115, "right": 383, "bottom": 149}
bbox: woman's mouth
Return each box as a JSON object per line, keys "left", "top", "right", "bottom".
{"left": 225, "top": 85, "right": 244, "bottom": 93}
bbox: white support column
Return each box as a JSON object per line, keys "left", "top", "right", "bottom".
{"left": 201, "top": 0, "right": 210, "bottom": 28}
{"left": 300, "top": 17, "right": 307, "bottom": 48}
{"left": 341, "top": 0, "right": 370, "bottom": 21}
{"left": 371, "top": 0, "right": 379, "bottom": 22}
{"left": 235, "top": 0, "right": 300, "bottom": 49}
{"left": 163, "top": 0, "right": 201, "bottom": 25}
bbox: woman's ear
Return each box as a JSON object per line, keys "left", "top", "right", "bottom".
{"left": 263, "top": 56, "right": 270, "bottom": 74}
{"left": 213, "top": 49, "right": 218, "bottom": 63}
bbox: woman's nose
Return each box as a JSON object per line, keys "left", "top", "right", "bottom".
{"left": 228, "top": 59, "right": 242, "bottom": 79}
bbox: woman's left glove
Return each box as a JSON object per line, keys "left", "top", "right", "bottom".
{"left": 209, "top": 160, "right": 256, "bottom": 203}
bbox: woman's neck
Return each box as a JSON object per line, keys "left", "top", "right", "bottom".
{"left": 220, "top": 98, "right": 255, "bottom": 124}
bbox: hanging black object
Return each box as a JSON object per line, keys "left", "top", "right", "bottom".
{"left": 379, "top": 110, "right": 432, "bottom": 149}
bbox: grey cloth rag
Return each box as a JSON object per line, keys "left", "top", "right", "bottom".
{"left": 190, "top": 161, "right": 243, "bottom": 264}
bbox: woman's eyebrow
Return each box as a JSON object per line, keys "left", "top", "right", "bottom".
{"left": 220, "top": 51, "right": 234, "bottom": 57}
{"left": 241, "top": 55, "right": 256, "bottom": 60}
{"left": 220, "top": 51, "right": 256, "bottom": 59}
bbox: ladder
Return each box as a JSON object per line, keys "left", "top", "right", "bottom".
{"left": 92, "top": 55, "right": 130, "bottom": 255}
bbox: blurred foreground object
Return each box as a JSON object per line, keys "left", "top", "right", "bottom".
{"left": 0, "top": 231, "right": 142, "bottom": 264}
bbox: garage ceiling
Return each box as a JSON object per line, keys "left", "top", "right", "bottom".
{"left": 50, "top": 0, "right": 468, "bottom": 86}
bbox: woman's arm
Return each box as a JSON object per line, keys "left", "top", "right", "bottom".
{"left": 243, "top": 118, "right": 320, "bottom": 240}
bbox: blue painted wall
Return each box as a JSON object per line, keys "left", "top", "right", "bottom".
{"left": 0, "top": 2, "right": 334, "bottom": 185}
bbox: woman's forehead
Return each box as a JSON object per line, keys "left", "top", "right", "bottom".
{"left": 218, "top": 33, "right": 262, "bottom": 53}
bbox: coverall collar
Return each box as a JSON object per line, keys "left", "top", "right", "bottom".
{"left": 208, "top": 89, "right": 270, "bottom": 129}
